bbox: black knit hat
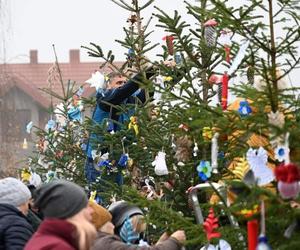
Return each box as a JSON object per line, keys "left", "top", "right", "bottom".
{"left": 34, "top": 180, "right": 88, "bottom": 219}
{"left": 108, "top": 201, "right": 143, "bottom": 228}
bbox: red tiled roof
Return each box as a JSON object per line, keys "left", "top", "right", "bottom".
{"left": 0, "top": 50, "right": 124, "bottom": 107}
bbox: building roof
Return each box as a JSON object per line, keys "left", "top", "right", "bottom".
{"left": 0, "top": 49, "right": 123, "bottom": 107}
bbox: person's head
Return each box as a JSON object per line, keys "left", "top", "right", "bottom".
{"left": 106, "top": 72, "right": 127, "bottom": 89}
{"left": 89, "top": 201, "right": 114, "bottom": 235}
{"left": 108, "top": 201, "right": 146, "bottom": 243}
{"left": 0, "top": 177, "right": 31, "bottom": 215}
{"left": 34, "top": 180, "right": 96, "bottom": 250}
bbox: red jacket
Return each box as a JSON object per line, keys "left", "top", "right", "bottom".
{"left": 25, "top": 218, "right": 78, "bottom": 250}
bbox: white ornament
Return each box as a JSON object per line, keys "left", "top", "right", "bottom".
{"left": 152, "top": 151, "right": 169, "bottom": 176}
{"left": 246, "top": 147, "right": 274, "bottom": 186}
{"left": 153, "top": 75, "right": 165, "bottom": 104}
{"left": 85, "top": 71, "right": 106, "bottom": 91}
{"left": 211, "top": 133, "right": 219, "bottom": 173}
{"left": 200, "top": 239, "right": 231, "bottom": 250}
{"left": 228, "top": 40, "right": 250, "bottom": 75}
{"left": 29, "top": 172, "right": 42, "bottom": 187}
{"left": 193, "top": 142, "right": 199, "bottom": 157}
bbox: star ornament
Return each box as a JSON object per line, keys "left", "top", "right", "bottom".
{"left": 85, "top": 71, "right": 106, "bottom": 91}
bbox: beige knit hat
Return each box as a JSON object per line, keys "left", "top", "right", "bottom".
{"left": 89, "top": 201, "right": 112, "bottom": 230}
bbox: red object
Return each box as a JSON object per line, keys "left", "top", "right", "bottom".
{"left": 178, "top": 123, "right": 189, "bottom": 132}
{"left": 203, "top": 208, "right": 221, "bottom": 241}
{"left": 224, "top": 45, "right": 231, "bottom": 63}
{"left": 25, "top": 219, "right": 78, "bottom": 250}
{"left": 275, "top": 163, "right": 300, "bottom": 183}
{"left": 162, "top": 35, "right": 174, "bottom": 55}
{"left": 221, "top": 72, "right": 229, "bottom": 110}
{"left": 204, "top": 19, "right": 218, "bottom": 27}
{"left": 247, "top": 219, "right": 258, "bottom": 250}
{"left": 208, "top": 74, "right": 222, "bottom": 84}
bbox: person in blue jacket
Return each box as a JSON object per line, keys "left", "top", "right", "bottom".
{"left": 85, "top": 68, "right": 155, "bottom": 184}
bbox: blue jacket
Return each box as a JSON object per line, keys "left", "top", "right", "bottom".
{"left": 0, "top": 203, "right": 34, "bottom": 250}
{"left": 85, "top": 70, "right": 154, "bottom": 183}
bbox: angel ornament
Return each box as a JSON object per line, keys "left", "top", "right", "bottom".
{"left": 246, "top": 147, "right": 274, "bottom": 186}
{"left": 152, "top": 151, "right": 169, "bottom": 176}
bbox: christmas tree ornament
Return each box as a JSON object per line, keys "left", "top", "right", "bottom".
{"left": 29, "top": 172, "right": 42, "bottom": 187}
{"left": 175, "top": 136, "right": 193, "bottom": 162}
{"left": 45, "top": 119, "right": 56, "bottom": 131}
{"left": 22, "top": 138, "right": 28, "bottom": 149}
{"left": 107, "top": 120, "right": 115, "bottom": 133}
{"left": 76, "top": 86, "right": 84, "bottom": 97}
{"left": 67, "top": 106, "right": 82, "bottom": 122}
{"left": 274, "top": 163, "right": 300, "bottom": 199}
{"left": 127, "top": 13, "right": 138, "bottom": 25}
{"left": 197, "top": 160, "right": 212, "bottom": 181}
{"left": 208, "top": 74, "right": 222, "bottom": 104}
{"left": 126, "top": 48, "right": 135, "bottom": 68}
{"left": 152, "top": 151, "right": 169, "bottom": 176}
{"left": 46, "top": 170, "right": 58, "bottom": 183}
{"left": 162, "top": 35, "right": 174, "bottom": 55}
{"left": 193, "top": 141, "right": 199, "bottom": 157}
{"left": 118, "top": 153, "right": 129, "bottom": 168}
{"left": 21, "top": 168, "right": 31, "bottom": 183}
{"left": 128, "top": 116, "right": 139, "bottom": 135}
{"left": 26, "top": 121, "right": 33, "bottom": 134}
{"left": 203, "top": 207, "right": 221, "bottom": 241}
{"left": 228, "top": 40, "right": 250, "bottom": 76}
{"left": 200, "top": 239, "right": 232, "bottom": 250}
{"left": 171, "top": 134, "right": 177, "bottom": 150}
{"left": 211, "top": 132, "right": 219, "bottom": 173}
{"left": 229, "top": 157, "right": 250, "bottom": 180}
{"left": 246, "top": 147, "right": 274, "bottom": 186}
{"left": 247, "top": 219, "right": 259, "bottom": 250}
{"left": 238, "top": 100, "right": 252, "bottom": 117}
{"left": 89, "top": 190, "right": 97, "bottom": 202}
{"left": 153, "top": 74, "right": 165, "bottom": 103}
{"left": 257, "top": 200, "right": 272, "bottom": 250}
{"left": 178, "top": 123, "right": 189, "bottom": 132}
{"left": 85, "top": 71, "right": 106, "bottom": 91}
{"left": 174, "top": 51, "right": 182, "bottom": 65}
{"left": 163, "top": 76, "right": 173, "bottom": 82}
{"left": 268, "top": 111, "right": 285, "bottom": 128}
{"left": 203, "top": 19, "right": 218, "bottom": 47}
{"left": 218, "top": 29, "right": 232, "bottom": 63}
{"left": 203, "top": 127, "right": 213, "bottom": 141}
{"left": 221, "top": 72, "right": 229, "bottom": 110}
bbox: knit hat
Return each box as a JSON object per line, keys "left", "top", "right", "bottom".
{"left": 0, "top": 177, "right": 31, "bottom": 207}
{"left": 34, "top": 180, "right": 88, "bottom": 219}
{"left": 89, "top": 201, "right": 112, "bottom": 230}
{"left": 108, "top": 201, "right": 143, "bottom": 229}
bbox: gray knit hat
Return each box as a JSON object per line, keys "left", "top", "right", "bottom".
{"left": 34, "top": 180, "right": 88, "bottom": 219}
{"left": 0, "top": 177, "right": 32, "bottom": 207}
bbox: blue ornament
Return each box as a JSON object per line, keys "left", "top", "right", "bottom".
{"left": 107, "top": 121, "right": 115, "bottom": 133}
{"left": 257, "top": 235, "right": 272, "bottom": 250}
{"left": 175, "top": 52, "right": 182, "bottom": 64}
{"left": 97, "top": 159, "right": 110, "bottom": 168}
{"left": 45, "top": 119, "right": 56, "bottom": 130}
{"left": 67, "top": 107, "right": 82, "bottom": 122}
{"left": 238, "top": 100, "right": 252, "bottom": 117}
{"left": 118, "top": 154, "right": 128, "bottom": 168}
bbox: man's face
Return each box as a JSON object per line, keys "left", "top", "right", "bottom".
{"left": 107, "top": 76, "right": 127, "bottom": 89}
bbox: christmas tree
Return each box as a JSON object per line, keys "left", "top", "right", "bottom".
{"left": 29, "top": 0, "right": 300, "bottom": 249}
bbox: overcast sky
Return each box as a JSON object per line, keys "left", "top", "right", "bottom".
{"left": 0, "top": 0, "right": 299, "bottom": 84}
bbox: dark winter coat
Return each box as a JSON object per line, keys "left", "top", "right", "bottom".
{"left": 0, "top": 203, "right": 34, "bottom": 250}
{"left": 25, "top": 218, "right": 78, "bottom": 250}
{"left": 85, "top": 69, "right": 154, "bottom": 183}
{"left": 92, "top": 232, "right": 182, "bottom": 250}
{"left": 27, "top": 209, "right": 42, "bottom": 231}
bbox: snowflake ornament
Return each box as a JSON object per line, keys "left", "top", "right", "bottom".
{"left": 85, "top": 71, "right": 106, "bottom": 91}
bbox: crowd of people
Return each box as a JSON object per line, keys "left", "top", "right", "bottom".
{"left": 0, "top": 178, "right": 186, "bottom": 250}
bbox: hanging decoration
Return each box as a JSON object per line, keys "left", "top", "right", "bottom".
{"left": 274, "top": 163, "right": 300, "bottom": 199}
{"left": 152, "top": 151, "right": 169, "bottom": 176}
{"left": 174, "top": 52, "right": 182, "bottom": 65}
{"left": 246, "top": 147, "right": 274, "bottom": 186}
{"left": 218, "top": 29, "right": 232, "bottom": 63}
{"left": 221, "top": 72, "right": 229, "bottom": 110}
{"left": 175, "top": 136, "right": 193, "bottom": 163}
{"left": 247, "top": 219, "right": 259, "bottom": 250}
{"left": 85, "top": 71, "right": 106, "bottom": 91}
{"left": 128, "top": 116, "right": 139, "bottom": 135}
{"left": 247, "top": 65, "right": 255, "bottom": 85}
{"left": 211, "top": 133, "right": 219, "bottom": 173}
{"left": 162, "top": 35, "right": 174, "bottom": 55}
{"left": 22, "top": 138, "right": 28, "bottom": 149}
{"left": 153, "top": 74, "right": 165, "bottom": 103}
{"left": 257, "top": 200, "right": 272, "bottom": 250}
{"left": 238, "top": 100, "right": 252, "bottom": 117}
{"left": 228, "top": 40, "right": 250, "bottom": 76}
{"left": 197, "top": 160, "right": 212, "bottom": 181}
{"left": 193, "top": 141, "right": 199, "bottom": 157}
{"left": 203, "top": 19, "right": 218, "bottom": 47}
{"left": 203, "top": 207, "right": 221, "bottom": 240}
{"left": 203, "top": 127, "right": 213, "bottom": 141}
{"left": 208, "top": 74, "right": 223, "bottom": 104}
